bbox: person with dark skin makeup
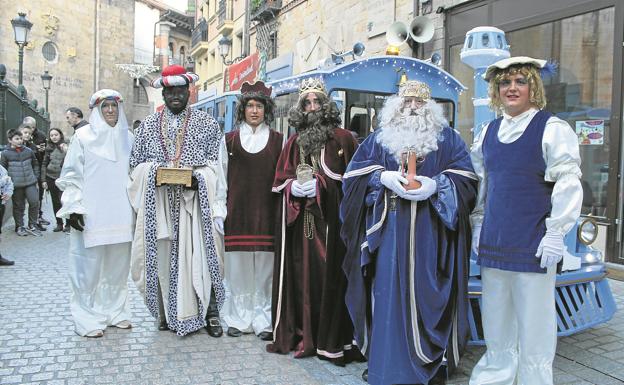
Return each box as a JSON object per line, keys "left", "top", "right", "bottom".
{"left": 129, "top": 65, "right": 227, "bottom": 338}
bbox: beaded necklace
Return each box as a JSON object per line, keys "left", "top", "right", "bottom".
{"left": 159, "top": 108, "right": 191, "bottom": 167}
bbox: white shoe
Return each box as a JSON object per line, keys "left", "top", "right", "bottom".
{"left": 114, "top": 320, "right": 132, "bottom": 329}
{"left": 85, "top": 329, "right": 104, "bottom": 338}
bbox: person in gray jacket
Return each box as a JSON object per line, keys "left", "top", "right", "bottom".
{"left": 41, "top": 128, "right": 69, "bottom": 232}
{"left": 0, "top": 129, "right": 42, "bottom": 236}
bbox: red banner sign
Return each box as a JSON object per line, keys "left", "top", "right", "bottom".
{"left": 224, "top": 52, "right": 260, "bottom": 92}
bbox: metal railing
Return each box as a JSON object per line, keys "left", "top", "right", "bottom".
{"left": 191, "top": 18, "right": 208, "bottom": 49}
{"left": 217, "top": 0, "right": 233, "bottom": 28}
{"left": 0, "top": 64, "right": 50, "bottom": 145}
{"left": 251, "top": 0, "right": 282, "bottom": 22}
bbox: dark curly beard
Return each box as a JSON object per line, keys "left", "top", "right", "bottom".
{"left": 289, "top": 107, "right": 336, "bottom": 156}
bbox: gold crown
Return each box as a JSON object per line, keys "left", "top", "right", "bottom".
{"left": 299, "top": 77, "right": 327, "bottom": 97}
{"left": 399, "top": 80, "right": 431, "bottom": 100}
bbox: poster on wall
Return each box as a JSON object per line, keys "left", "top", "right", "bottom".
{"left": 576, "top": 120, "right": 604, "bottom": 145}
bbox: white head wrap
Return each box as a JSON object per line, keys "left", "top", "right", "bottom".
{"left": 83, "top": 89, "right": 132, "bottom": 162}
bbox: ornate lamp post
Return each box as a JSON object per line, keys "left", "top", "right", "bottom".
{"left": 41, "top": 70, "right": 52, "bottom": 116}
{"left": 11, "top": 12, "right": 33, "bottom": 86}
{"left": 218, "top": 34, "right": 245, "bottom": 65}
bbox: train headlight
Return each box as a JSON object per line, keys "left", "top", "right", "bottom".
{"left": 578, "top": 217, "right": 598, "bottom": 246}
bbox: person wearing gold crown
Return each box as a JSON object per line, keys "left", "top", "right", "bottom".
{"left": 128, "top": 65, "right": 227, "bottom": 337}
{"left": 268, "top": 77, "right": 362, "bottom": 366}
{"left": 221, "top": 80, "right": 283, "bottom": 340}
{"left": 56, "top": 89, "right": 135, "bottom": 337}
{"left": 469, "top": 57, "right": 582, "bottom": 385}
{"left": 340, "top": 80, "right": 478, "bottom": 384}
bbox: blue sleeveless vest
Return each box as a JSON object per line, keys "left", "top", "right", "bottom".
{"left": 478, "top": 110, "right": 554, "bottom": 273}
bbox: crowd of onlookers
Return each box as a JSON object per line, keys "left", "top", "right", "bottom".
{"left": 0, "top": 110, "right": 86, "bottom": 265}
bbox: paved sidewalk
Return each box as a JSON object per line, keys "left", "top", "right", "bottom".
{"left": 1, "top": 204, "right": 623, "bottom": 384}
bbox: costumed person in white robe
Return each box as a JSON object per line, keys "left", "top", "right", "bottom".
{"left": 469, "top": 57, "right": 582, "bottom": 385}
{"left": 128, "top": 65, "right": 227, "bottom": 337}
{"left": 340, "top": 80, "right": 478, "bottom": 385}
{"left": 57, "top": 89, "right": 135, "bottom": 338}
{"left": 222, "top": 81, "right": 283, "bottom": 340}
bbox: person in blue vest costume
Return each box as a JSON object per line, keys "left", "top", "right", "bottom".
{"left": 469, "top": 57, "right": 582, "bottom": 385}
{"left": 340, "top": 80, "right": 478, "bottom": 385}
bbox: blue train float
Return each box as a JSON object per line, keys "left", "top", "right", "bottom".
{"left": 193, "top": 26, "right": 616, "bottom": 345}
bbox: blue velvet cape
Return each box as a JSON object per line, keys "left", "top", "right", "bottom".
{"left": 340, "top": 127, "right": 478, "bottom": 384}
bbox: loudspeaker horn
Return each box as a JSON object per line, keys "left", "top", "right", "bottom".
{"left": 425, "top": 52, "right": 442, "bottom": 66}
{"left": 386, "top": 21, "right": 409, "bottom": 46}
{"left": 353, "top": 42, "right": 365, "bottom": 57}
{"left": 409, "top": 16, "right": 434, "bottom": 43}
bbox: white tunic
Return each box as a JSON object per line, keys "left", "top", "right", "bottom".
{"left": 57, "top": 124, "right": 135, "bottom": 248}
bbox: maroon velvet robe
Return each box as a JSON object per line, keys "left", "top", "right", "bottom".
{"left": 267, "top": 128, "right": 363, "bottom": 366}
{"left": 224, "top": 129, "right": 283, "bottom": 251}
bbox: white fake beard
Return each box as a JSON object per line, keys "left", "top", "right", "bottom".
{"left": 376, "top": 97, "right": 447, "bottom": 162}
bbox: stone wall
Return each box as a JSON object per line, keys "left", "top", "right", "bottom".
{"left": 0, "top": 0, "right": 137, "bottom": 136}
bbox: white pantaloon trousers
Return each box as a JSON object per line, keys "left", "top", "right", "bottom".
{"left": 469, "top": 266, "right": 557, "bottom": 385}
{"left": 222, "top": 251, "right": 273, "bottom": 334}
{"left": 69, "top": 232, "right": 132, "bottom": 336}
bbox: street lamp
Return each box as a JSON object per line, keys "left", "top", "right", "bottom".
{"left": 11, "top": 12, "right": 33, "bottom": 86}
{"left": 218, "top": 34, "right": 245, "bottom": 66}
{"left": 41, "top": 70, "right": 52, "bottom": 116}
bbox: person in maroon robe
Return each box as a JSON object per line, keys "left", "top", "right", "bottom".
{"left": 267, "top": 77, "right": 362, "bottom": 366}
{"left": 222, "top": 81, "right": 283, "bottom": 340}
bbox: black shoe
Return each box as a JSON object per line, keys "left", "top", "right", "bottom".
{"left": 362, "top": 369, "right": 368, "bottom": 383}
{"left": 38, "top": 217, "right": 50, "bottom": 226}
{"left": 227, "top": 327, "right": 242, "bottom": 337}
{"left": 63, "top": 225, "right": 70, "bottom": 233}
{"left": 158, "top": 319, "right": 169, "bottom": 331}
{"left": 0, "top": 256, "right": 15, "bottom": 266}
{"left": 53, "top": 224, "right": 64, "bottom": 232}
{"left": 34, "top": 223, "right": 47, "bottom": 232}
{"left": 206, "top": 317, "right": 223, "bottom": 337}
{"left": 258, "top": 331, "right": 273, "bottom": 341}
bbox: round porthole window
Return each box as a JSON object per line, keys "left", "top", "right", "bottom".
{"left": 42, "top": 41, "right": 58, "bottom": 63}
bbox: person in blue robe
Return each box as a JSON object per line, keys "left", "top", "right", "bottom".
{"left": 340, "top": 80, "right": 478, "bottom": 385}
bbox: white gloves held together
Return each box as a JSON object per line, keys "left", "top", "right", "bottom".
{"left": 379, "top": 171, "right": 437, "bottom": 202}
{"left": 291, "top": 179, "right": 317, "bottom": 198}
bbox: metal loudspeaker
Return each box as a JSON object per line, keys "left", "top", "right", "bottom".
{"left": 331, "top": 42, "right": 366, "bottom": 65}
{"left": 409, "top": 16, "right": 434, "bottom": 43}
{"left": 352, "top": 42, "right": 365, "bottom": 57}
{"left": 425, "top": 52, "right": 442, "bottom": 66}
{"left": 386, "top": 21, "right": 409, "bottom": 46}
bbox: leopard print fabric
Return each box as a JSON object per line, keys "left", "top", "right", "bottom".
{"left": 130, "top": 108, "right": 225, "bottom": 336}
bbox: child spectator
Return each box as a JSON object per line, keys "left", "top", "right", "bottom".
{"left": 0, "top": 129, "right": 42, "bottom": 236}
{"left": 41, "top": 128, "right": 69, "bottom": 232}
{"left": 19, "top": 125, "right": 46, "bottom": 232}
{"left": 0, "top": 163, "right": 14, "bottom": 265}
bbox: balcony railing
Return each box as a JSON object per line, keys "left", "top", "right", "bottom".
{"left": 217, "top": 0, "right": 233, "bottom": 29}
{"left": 250, "top": 0, "right": 282, "bottom": 22}
{"left": 191, "top": 18, "right": 208, "bottom": 49}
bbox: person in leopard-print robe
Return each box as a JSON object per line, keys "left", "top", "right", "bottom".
{"left": 128, "top": 65, "right": 227, "bottom": 337}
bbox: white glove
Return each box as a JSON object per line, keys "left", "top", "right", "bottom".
{"left": 471, "top": 223, "right": 482, "bottom": 255}
{"left": 291, "top": 180, "right": 307, "bottom": 197}
{"left": 535, "top": 230, "right": 564, "bottom": 269}
{"left": 380, "top": 171, "right": 408, "bottom": 196}
{"left": 401, "top": 176, "right": 437, "bottom": 202}
{"left": 213, "top": 217, "right": 224, "bottom": 235}
{"left": 302, "top": 179, "right": 317, "bottom": 198}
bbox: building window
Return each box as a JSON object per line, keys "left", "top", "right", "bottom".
{"left": 42, "top": 41, "right": 58, "bottom": 63}
{"left": 133, "top": 83, "right": 149, "bottom": 105}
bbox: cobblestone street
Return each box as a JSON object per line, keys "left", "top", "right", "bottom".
{"left": 1, "top": 204, "right": 624, "bottom": 385}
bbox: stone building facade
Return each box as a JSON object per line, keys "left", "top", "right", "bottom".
{"left": 1, "top": 0, "right": 137, "bottom": 136}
